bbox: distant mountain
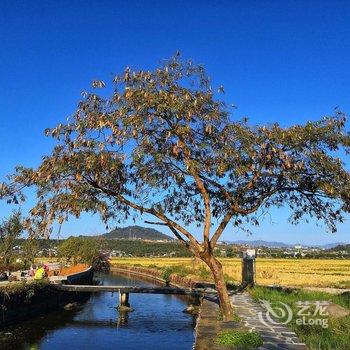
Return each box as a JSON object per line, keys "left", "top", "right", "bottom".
{"left": 224, "top": 240, "right": 346, "bottom": 249}
{"left": 321, "top": 243, "right": 347, "bottom": 249}
{"left": 329, "top": 244, "right": 350, "bottom": 252}
{"left": 102, "top": 225, "right": 174, "bottom": 241}
{"left": 231, "top": 240, "right": 293, "bottom": 248}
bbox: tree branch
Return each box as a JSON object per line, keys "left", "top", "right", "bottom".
{"left": 86, "top": 178, "right": 202, "bottom": 254}
{"left": 192, "top": 172, "right": 211, "bottom": 245}
{"left": 144, "top": 220, "right": 167, "bottom": 226}
{"left": 210, "top": 210, "right": 235, "bottom": 248}
{"left": 210, "top": 186, "right": 278, "bottom": 248}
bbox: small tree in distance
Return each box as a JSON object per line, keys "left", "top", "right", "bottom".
{"left": 22, "top": 237, "right": 39, "bottom": 265}
{"left": 58, "top": 236, "right": 99, "bottom": 265}
{"left": 1, "top": 55, "right": 350, "bottom": 319}
{"left": 0, "top": 210, "right": 23, "bottom": 266}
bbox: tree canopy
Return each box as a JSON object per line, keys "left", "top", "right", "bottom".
{"left": 58, "top": 236, "right": 99, "bottom": 265}
{"left": 1, "top": 55, "right": 350, "bottom": 318}
{"left": 1, "top": 56, "right": 349, "bottom": 248}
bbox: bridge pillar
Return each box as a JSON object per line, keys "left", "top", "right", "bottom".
{"left": 117, "top": 291, "right": 134, "bottom": 312}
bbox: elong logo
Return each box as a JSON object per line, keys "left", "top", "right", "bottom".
{"left": 258, "top": 300, "right": 329, "bottom": 329}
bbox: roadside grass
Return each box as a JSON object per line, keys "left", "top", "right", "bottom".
{"left": 215, "top": 330, "right": 263, "bottom": 348}
{"left": 249, "top": 286, "right": 350, "bottom": 350}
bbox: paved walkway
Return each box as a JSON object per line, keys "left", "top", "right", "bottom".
{"left": 231, "top": 292, "right": 308, "bottom": 350}
{"left": 195, "top": 292, "right": 308, "bottom": 350}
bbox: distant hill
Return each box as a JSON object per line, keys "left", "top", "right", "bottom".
{"left": 329, "top": 244, "right": 350, "bottom": 252}
{"left": 232, "top": 240, "right": 293, "bottom": 248}
{"left": 102, "top": 225, "right": 174, "bottom": 241}
{"left": 225, "top": 240, "right": 346, "bottom": 249}
{"left": 322, "top": 242, "right": 348, "bottom": 249}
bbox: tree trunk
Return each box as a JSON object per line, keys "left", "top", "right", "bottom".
{"left": 205, "top": 255, "right": 233, "bottom": 321}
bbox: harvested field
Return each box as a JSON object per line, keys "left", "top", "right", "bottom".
{"left": 109, "top": 257, "right": 350, "bottom": 289}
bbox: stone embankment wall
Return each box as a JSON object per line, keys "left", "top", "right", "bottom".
{"left": 0, "top": 267, "right": 93, "bottom": 328}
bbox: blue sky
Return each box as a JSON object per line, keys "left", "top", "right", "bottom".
{"left": 0, "top": 0, "right": 349, "bottom": 244}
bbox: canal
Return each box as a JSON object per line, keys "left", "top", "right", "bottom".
{"left": 0, "top": 271, "right": 196, "bottom": 350}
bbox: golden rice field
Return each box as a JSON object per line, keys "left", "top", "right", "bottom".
{"left": 110, "top": 257, "right": 350, "bottom": 289}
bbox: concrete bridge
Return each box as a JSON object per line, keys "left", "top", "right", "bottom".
{"left": 55, "top": 284, "right": 216, "bottom": 311}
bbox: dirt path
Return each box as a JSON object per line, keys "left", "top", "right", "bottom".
{"left": 302, "top": 286, "right": 349, "bottom": 294}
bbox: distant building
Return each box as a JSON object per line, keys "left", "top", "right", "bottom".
{"left": 109, "top": 250, "right": 124, "bottom": 257}
{"left": 220, "top": 249, "right": 227, "bottom": 257}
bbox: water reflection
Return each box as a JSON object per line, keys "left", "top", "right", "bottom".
{"left": 0, "top": 271, "right": 196, "bottom": 350}
{"left": 117, "top": 310, "right": 130, "bottom": 327}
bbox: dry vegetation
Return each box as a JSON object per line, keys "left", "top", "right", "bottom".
{"left": 110, "top": 257, "right": 350, "bottom": 289}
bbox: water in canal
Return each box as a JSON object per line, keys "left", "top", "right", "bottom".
{"left": 0, "top": 271, "right": 196, "bottom": 350}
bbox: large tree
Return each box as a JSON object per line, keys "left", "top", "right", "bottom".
{"left": 1, "top": 56, "right": 350, "bottom": 319}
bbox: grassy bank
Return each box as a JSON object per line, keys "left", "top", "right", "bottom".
{"left": 109, "top": 257, "right": 350, "bottom": 289}
{"left": 0, "top": 280, "right": 52, "bottom": 309}
{"left": 249, "top": 286, "right": 350, "bottom": 350}
{"left": 0, "top": 280, "right": 50, "bottom": 294}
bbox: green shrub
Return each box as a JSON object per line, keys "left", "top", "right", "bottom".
{"left": 161, "top": 267, "right": 173, "bottom": 282}
{"left": 0, "top": 262, "right": 29, "bottom": 273}
{"left": 197, "top": 265, "right": 211, "bottom": 279}
{"left": 147, "top": 264, "right": 162, "bottom": 270}
{"left": 161, "top": 265, "right": 191, "bottom": 282}
{"left": 0, "top": 280, "right": 50, "bottom": 302}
